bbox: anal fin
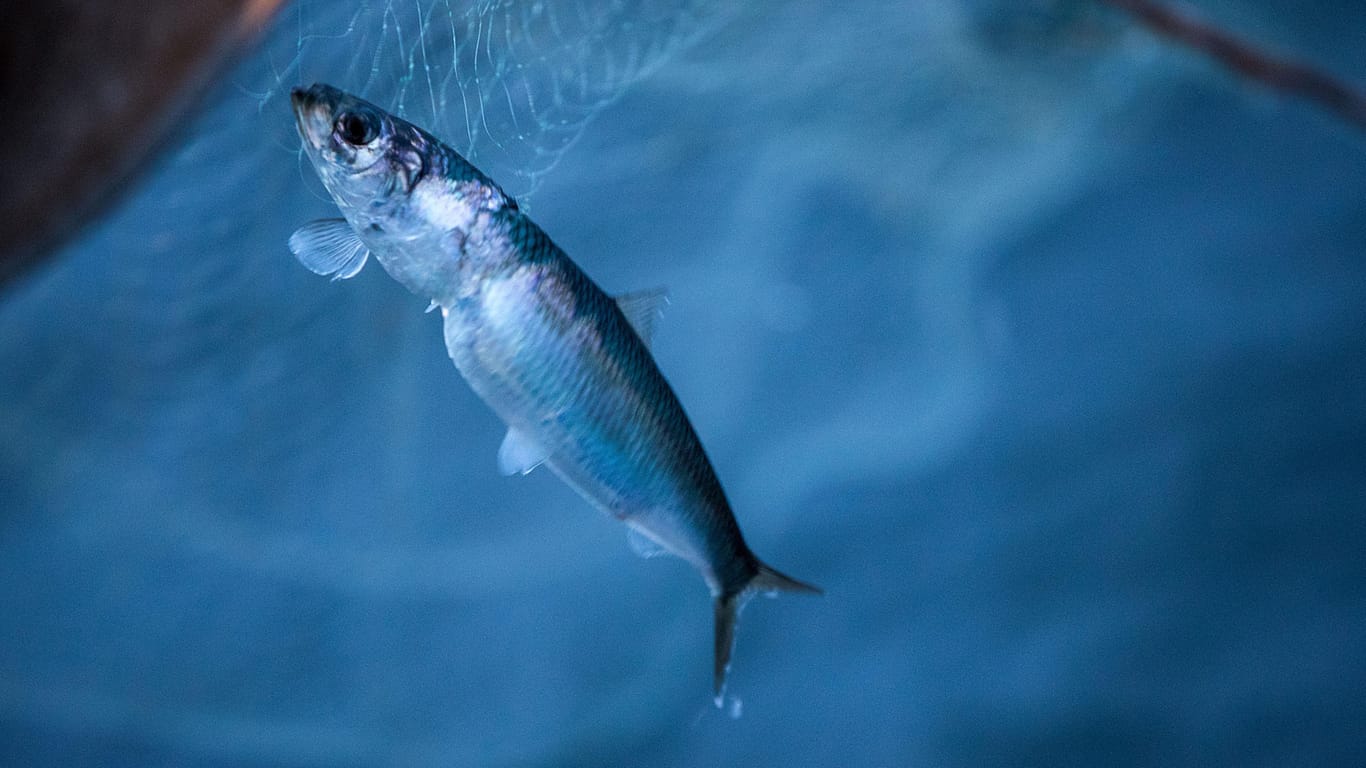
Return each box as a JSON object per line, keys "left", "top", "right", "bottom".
{"left": 626, "top": 526, "right": 668, "bottom": 559}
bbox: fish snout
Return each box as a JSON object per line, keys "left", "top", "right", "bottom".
{"left": 290, "top": 84, "right": 334, "bottom": 120}
{"left": 290, "top": 83, "right": 344, "bottom": 113}
{"left": 291, "top": 84, "right": 338, "bottom": 150}
{"left": 289, "top": 86, "right": 310, "bottom": 111}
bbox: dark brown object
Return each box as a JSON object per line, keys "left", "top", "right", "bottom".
{"left": 1102, "top": 0, "right": 1366, "bottom": 130}
{"left": 0, "top": 0, "right": 283, "bottom": 287}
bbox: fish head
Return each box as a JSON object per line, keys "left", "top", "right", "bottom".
{"left": 291, "top": 83, "right": 427, "bottom": 224}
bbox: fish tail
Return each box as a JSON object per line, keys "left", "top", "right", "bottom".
{"left": 712, "top": 562, "right": 822, "bottom": 705}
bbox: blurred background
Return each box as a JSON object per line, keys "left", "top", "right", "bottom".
{"left": 2, "top": 0, "right": 1364, "bottom": 765}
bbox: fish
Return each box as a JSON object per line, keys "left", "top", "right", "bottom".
{"left": 288, "top": 83, "right": 819, "bottom": 702}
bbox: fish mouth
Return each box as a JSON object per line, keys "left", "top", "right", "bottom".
{"left": 290, "top": 83, "right": 341, "bottom": 111}
{"left": 289, "top": 86, "right": 311, "bottom": 117}
{"left": 291, "top": 83, "right": 339, "bottom": 150}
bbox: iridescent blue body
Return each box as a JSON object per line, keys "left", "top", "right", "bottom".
{"left": 441, "top": 215, "right": 756, "bottom": 586}
{"left": 289, "top": 84, "right": 818, "bottom": 700}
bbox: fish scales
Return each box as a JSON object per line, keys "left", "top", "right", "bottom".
{"left": 456, "top": 233, "right": 719, "bottom": 545}
{"left": 288, "top": 83, "right": 819, "bottom": 702}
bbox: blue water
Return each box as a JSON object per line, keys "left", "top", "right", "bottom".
{"left": 3, "top": 1, "right": 1365, "bottom": 765}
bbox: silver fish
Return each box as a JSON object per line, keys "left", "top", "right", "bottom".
{"left": 289, "top": 83, "right": 819, "bottom": 701}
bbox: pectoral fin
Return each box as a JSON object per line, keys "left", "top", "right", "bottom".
{"left": 497, "top": 427, "right": 549, "bottom": 476}
{"left": 288, "top": 218, "right": 370, "bottom": 280}
{"left": 615, "top": 288, "right": 669, "bottom": 347}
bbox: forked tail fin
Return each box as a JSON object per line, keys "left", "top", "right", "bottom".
{"left": 713, "top": 563, "right": 822, "bottom": 705}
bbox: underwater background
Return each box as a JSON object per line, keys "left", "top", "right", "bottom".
{"left": 3, "top": 0, "right": 1365, "bottom": 764}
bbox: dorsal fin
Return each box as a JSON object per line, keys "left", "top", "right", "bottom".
{"left": 288, "top": 218, "right": 369, "bottom": 280}
{"left": 615, "top": 288, "right": 669, "bottom": 347}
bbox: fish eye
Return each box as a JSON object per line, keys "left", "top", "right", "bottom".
{"left": 334, "top": 111, "right": 377, "bottom": 146}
